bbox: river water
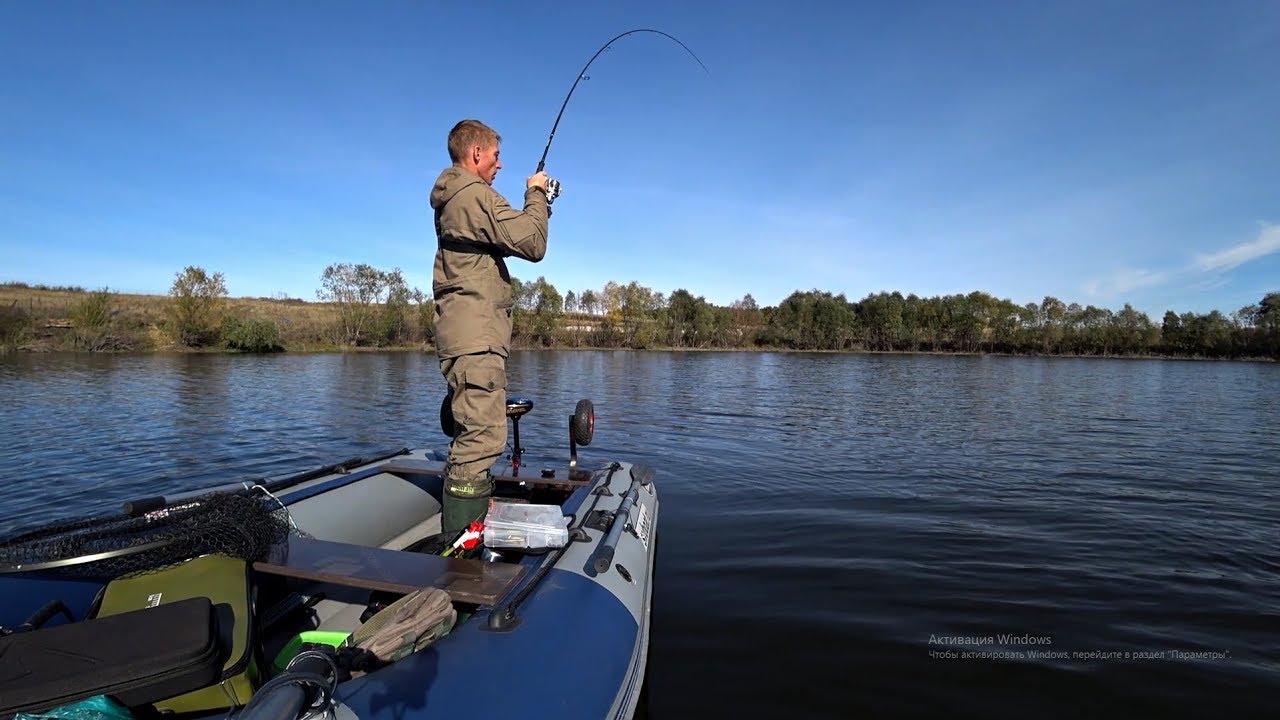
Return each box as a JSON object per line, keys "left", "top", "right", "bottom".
{"left": 2, "top": 351, "right": 1277, "bottom": 718}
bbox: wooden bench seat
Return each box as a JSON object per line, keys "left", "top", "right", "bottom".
{"left": 253, "top": 536, "right": 524, "bottom": 606}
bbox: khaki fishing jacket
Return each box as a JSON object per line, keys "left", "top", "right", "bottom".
{"left": 430, "top": 165, "right": 549, "bottom": 359}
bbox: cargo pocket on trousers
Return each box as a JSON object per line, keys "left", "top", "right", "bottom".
{"left": 462, "top": 360, "right": 507, "bottom": 395}
{"left": 459, "top": 358, "right": 506, "bottom": 438}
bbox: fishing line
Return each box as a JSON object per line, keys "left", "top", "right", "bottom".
{"left": 536, "top": 28, "right": 710, "bottom": 178}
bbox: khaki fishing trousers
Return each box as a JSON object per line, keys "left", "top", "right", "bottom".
{"left": 439, "top": 351, "right": 507, "bottom": 494}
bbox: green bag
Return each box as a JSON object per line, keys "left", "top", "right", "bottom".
{"left": 94, "top": 554, "right": 257, "bottom": 713}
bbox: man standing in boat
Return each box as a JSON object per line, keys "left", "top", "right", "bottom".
{"left": 430, "top": 119, "right": 551, "bottom": 537}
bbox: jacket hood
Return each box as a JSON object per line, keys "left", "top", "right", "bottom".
{"left": 430, "top": 165, "right": 484, "bottom": 211}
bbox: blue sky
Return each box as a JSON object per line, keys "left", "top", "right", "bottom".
{"left": 2, "top": 1, "right": 1276, "bottom": 319}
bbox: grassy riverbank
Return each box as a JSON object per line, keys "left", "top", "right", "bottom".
{"left": 0, "top": 284, "right": 356, "bottom": 353}
{"left": 2, "top": 281, "right": 1277, "bottom": 361}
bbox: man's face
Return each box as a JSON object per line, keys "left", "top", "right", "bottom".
{"left": 474, "top": 143, "right": 501, "bottom": 185}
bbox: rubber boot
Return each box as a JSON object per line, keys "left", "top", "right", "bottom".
{"left": 442, "top": 479, "right": 492, "bottom": 538}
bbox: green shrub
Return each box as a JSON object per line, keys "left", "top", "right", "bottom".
{"left": 416, "top": 296, "right": 435, "bottom": 343}
{"left": 71, "top": 288, "right": 113, "bottom": 329}
{"left": 222, "top": 315, "right": 283, "bottom": 353}
{"left": 168, "top": 266, "right": 227, "bottom": 346}
{"left": 0, "top": 301, "right": 31, "bottom": 352}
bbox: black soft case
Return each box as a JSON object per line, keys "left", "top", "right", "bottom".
{"left": 0, "top": 596, "right": 226, "bottom": 716}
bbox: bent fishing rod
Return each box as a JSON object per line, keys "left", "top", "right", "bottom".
{"left": 535, "top": 28, "right": 710, "bottom": 202}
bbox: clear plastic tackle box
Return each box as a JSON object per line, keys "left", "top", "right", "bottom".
{"left": 483, "top": 500, "right": 570, "bottom": 549}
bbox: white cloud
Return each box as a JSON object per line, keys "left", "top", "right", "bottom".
{"left": 1084, "top": 268, "right": 1170, "bottom": 298}
{"left": 1194, "top": 224, "right": 1280, "bottom": 272}
{"left": 1084, "top": 223, "right": 1280, "bottom": 301}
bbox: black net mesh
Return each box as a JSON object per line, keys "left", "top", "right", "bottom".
{"left": 0, "top": 491, "right": 293, "bottom": 579}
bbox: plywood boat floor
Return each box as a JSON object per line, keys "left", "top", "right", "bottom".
{"left": 252, "top": 536, "right": 525, "bottom": 606}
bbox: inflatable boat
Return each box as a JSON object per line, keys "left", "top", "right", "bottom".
{"left": 0, "top": 397, "right": 658, "bottom": 720}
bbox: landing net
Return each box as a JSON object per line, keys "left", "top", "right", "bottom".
{"left": 0, "top": 491, "right": 292, "bottom": 578}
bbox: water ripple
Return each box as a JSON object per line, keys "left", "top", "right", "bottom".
{"left": 1, "top": 351, "right": 1278, "bottom": 717}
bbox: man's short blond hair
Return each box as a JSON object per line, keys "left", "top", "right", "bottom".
{"left": 448, "top": 119, "right": 501, "bottom": 163}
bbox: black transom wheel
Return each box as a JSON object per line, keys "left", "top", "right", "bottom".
{"left": 572, "top": 399, "right": 594, "bottom": 446}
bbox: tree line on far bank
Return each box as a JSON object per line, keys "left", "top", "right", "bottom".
{"left": 2, "top": 265, "right": 1277, "bottom": 361}
{"left": 512, "top": 282, "right": 1279, "bottom": 360}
